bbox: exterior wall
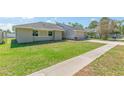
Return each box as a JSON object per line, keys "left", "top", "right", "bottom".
{"left": 56, "top": 23, "right": 75, "bottom": 39}
{"left": 60, "top": 27, "right": 75, "bottom": 39}
{"left": 0, "top": 31, "right": 3, "bottom": 43}
{"left": 32, "top": 30, "right": 62, "bottom": 41}
{"left": 54, "top": 31, "right": 62, "bottom": 40}
{"left": 38, "top": 31, "right": 48, "bottom": 36}
{"left": 34, "top": 36, "right": 53, "bottom": 41}
{"left": 16, "top": 28, "right": 62, "bottom": 43}
{"left": 75, "top": 31, "right": 85, "bottom": 39}
{"left": 33, "top": 30, "right": 54, "bottom": 41}
{"left": 65, "top": 30, "right": 85, "bottom": 40}
{"left": 16, "top": 28, "right": 33, "bottom": 43}
{"left": 65, "top": 30, "right": 75, "bottom": 39}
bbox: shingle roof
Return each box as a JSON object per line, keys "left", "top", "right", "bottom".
{"left": 14, "top": 22, "right": 64, "bottom": 31}
{"left": 56, "top": 23, "right": 84, "bottom": 31}
{"left": 73, "top": 26, "right": 84, "bottom": 30}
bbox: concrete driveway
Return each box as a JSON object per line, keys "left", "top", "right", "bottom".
{"left": 87, "top": 39, "right": 124, "bottom": 45}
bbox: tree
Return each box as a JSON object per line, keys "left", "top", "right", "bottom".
{"left": 116, "top": 20, "right": 124, "bottom": 35}
{"left": 87, "top": 31, "right": 97, "bottom": 38}
{"left": 97, "top": 17, "right": 117, "bottom": 39}
{"left": 6, "top": 29, "right": 11, "bottom": 33}
{"left": 122, "top": 25, "right": 124, "bottom": 34}
{"left": 0, "top": 29, "right": 2, "bottom": 31}
{"left": 68, "top": 22, "right": 83, "bottom": 29}
{"left": 88, "top": 21, "right": 98, "bottom": 29}
{"left": 110, "top": 20, "right": 118, "bottom": 33}
{"left": 100, "top": 17, "right": 110, "bottom": 21}
{"left": 98, "top": 17, "right": 110, "bottom": 39}
{"left": 85, "top": 27, "right": 88, "bottom": 29}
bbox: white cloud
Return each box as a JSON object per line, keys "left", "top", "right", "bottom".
{"left": 21, "top": 17, "right": 35, "bottom": 19}
{"left": 0, "top": 23, "right": 15, "bottom": 32}
{"left": 53, "top": 17, "right": 58, "bottom": 21}
{"left": 46, "top": 20, "right": 52, "bottom": 23}
{"left": 46, "top": 17, "right": 58, "bottom": 23}
{"left": 46, "top": 20, "right": 56, "bottom": 23}
{"left": 91, "top": 18, "right": 96, "bottom": 21}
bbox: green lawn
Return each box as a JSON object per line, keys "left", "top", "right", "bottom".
{"left": 0, "top": 39, "right": 103, "bottom": 76}
{"left": 75, "top": 45, "right": 124, "bottom": 76}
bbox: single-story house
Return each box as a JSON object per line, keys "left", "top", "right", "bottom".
{"left": 0, "top": 31, "right": 3, "bottom": 44}
{"left": 13, "top": 22, "right": 64, "bottom": 43}
{"left": 13, "top": 22, "right": 85, "bottom": 43}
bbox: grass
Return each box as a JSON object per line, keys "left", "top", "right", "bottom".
{"left": 0, "top": 38, "right": 103, "bottom": 76}
{"left": 75, "top": 45, "right": 124, "bottom": 76}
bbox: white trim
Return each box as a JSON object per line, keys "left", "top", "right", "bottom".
{"left": 33, "top": 36, "right": 52, "bottom": 37}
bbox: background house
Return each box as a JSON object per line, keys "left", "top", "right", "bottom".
{"left": 6, "top": 32, "right": 16, "bottom": 38}
{"left": 57, "top": 23, "right": 85, "bottom": 40}
{"left": 85, "top": 28, "right": 101, "bottom": 39}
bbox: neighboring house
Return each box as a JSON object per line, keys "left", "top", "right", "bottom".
{"left": 85, "top": 28, "right": 97, "bottom": 33}
{"left": 57, "top": 23, "right": 85, "bottom": 40}
{"left": 85, "top": 28, "right": 100, "bottom": 38}
{"left": 6, "top": 33, "right": 16, "bottom": 38}
{"left": 13, "top": 22, "right": 85, "bottom": 43}
{"left": 0, "top": 31, "right": 3, "bottom": 44}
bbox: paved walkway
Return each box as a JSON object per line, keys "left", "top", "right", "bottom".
{"left": 87, "top": 39, "right": 124, "bottom": 45}
{"left": 29, "top": 43, "right": 117, "bottom": 76}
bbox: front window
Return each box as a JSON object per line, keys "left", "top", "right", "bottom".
{"left": 33, "top": 30, "right": 38, "bottom": 36}
{"left": 48, "top": 31, "right": 53, "bottom": 36}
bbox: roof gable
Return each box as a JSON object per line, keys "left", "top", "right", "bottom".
{"left": 56, "top": 23, "right": 84, "bottom": 31}
{"left": 14, "top": 22, "right": 64, "bottom": 31}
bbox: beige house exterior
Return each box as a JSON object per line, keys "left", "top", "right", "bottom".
{"left": 14, "top": 22, "right": 64, "bottom": 43}
{"left": 0, "top": 31, "right": 3, "bottom": 44}
{"left": 13, "top": 22, "right": 85, "bottom": 43}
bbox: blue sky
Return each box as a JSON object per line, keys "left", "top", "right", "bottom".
{"left": 0, "top": 17, "right": 124, "bottom": 31}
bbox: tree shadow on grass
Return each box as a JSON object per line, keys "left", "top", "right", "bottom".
{"left": 11, "top": 39, "right": 66, "bottom": 48}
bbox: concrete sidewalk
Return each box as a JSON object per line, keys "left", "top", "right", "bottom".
{"left": 29, "top": 44, "right": 117, "bottom": 76}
